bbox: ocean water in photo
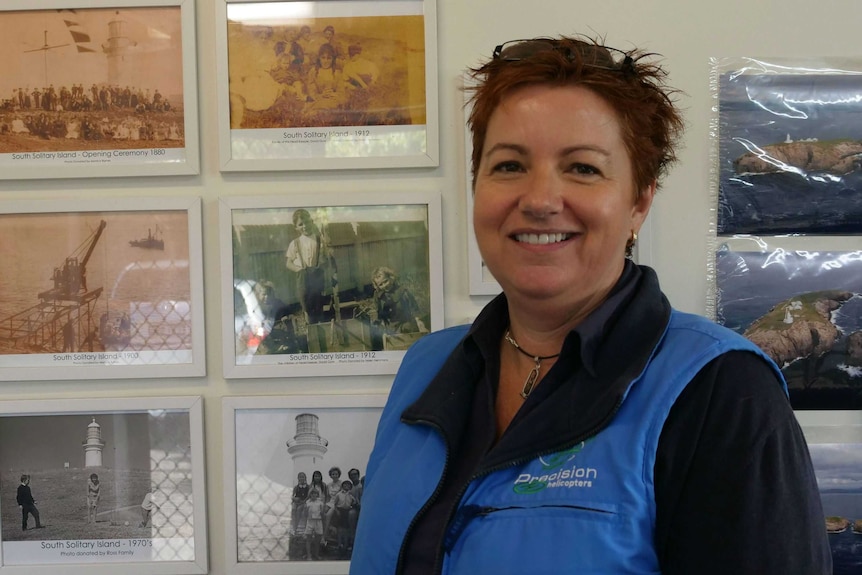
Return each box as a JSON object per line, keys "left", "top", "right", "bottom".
{"left": 0, "top": 211, "right": 190, "bottom": 353}
{"left": 718, "top": 73, "right": 862, "bottom": 235}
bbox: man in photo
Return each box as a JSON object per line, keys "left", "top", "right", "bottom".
{"left": 140, "top": 488, "right": 155, "bottom": 527}
{"left": 343, "top": 44, "right": 379, "bottom": 91}
{"left": 368, "top": 266, "right": 428, "bottom": 350}
{"left": 16, "top": 474, "right": 42, "bottom": 531}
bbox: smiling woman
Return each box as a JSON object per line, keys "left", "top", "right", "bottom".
{"left": 350, "top": 35, "right": 832, "bottom": 575}
{"left": 472, "top": 85, "right": 651, "bottom": 333}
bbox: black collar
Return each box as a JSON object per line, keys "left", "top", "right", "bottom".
{"left": 402, "top": 265, "right": 672, "bottom": 467}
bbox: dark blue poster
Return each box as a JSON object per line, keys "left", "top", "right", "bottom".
{"left": 715, "top": 245, "right": 862, "bottom": 409}
{"left": 718, "top": 64, "right": 862, "bottom": 235}
{"left": 809, "top": 443, "right": 862, "bottom": 575}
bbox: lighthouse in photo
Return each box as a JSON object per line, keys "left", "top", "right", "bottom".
{"left": 102, "top": 11, "right": 135, "bottom": 87}
{"left": 286, "top": 413, "right": 328, "bottom": 481}
{"left": 82, "top": 417, "right": 106, "bottom": 468}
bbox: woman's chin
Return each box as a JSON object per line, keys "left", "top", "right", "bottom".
{"left": 498, "top": 272, "right": 571, "bottom": 301}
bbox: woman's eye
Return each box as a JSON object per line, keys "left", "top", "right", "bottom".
{"left": 571, "top": 163, "right": 600, "bottom": 175}
{"left": 491, "top": 160, "right": 523, "bottom": 173}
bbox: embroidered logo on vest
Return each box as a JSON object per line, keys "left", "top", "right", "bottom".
{"left": 513, "top": 441, "right": 598, "bottom": 494}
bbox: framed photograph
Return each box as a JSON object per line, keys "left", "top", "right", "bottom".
{"left": 219, "top": 191, "right": 443, "bottom": 378}
{"left": 459, "top": 74, "right": 653, "bottom": 296}
{"left": 0, "top": 396, "right": 207, "bottom": 575}
{"left": 712, "top": 57, "right": 862, "bottom": 235}
{"left": 215, "top": 0, "right": 439, "bottom": 171}
{"left": 713, "top": 237, "right": 862, "bottom": 409}
{"left": 0, "top": 0, "right": 200, "bottom": 180}
{"left": 222, "top": 394, "right": 385, "bottom": 574}
{"left": 0, "top": 196, "right": 206, "bottom": 381}
{"left": 796, "top": 411, "right": 862, "bottom": 575}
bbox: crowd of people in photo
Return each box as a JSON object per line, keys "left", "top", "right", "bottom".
{"left": 289, "top": 466, "right": 364, "bottom": 561}
{"left": 0, "top": 83, "right": 182, "bottom": 143}
{"left": 265, "top": 24, "right": 381, "bottom": 121}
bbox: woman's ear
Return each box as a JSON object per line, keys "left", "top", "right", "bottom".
{"left": 632, "top": 180, "right": 656, "bottom": 231}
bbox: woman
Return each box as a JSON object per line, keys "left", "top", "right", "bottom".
{"left": 310, "top": 470, "right": 328, "bottom": 506}
{"left": 350, "top": 36, "right": 831, "bottom": 574}
{"left": 304, "top": 43, "right": 344, "bottom": 117}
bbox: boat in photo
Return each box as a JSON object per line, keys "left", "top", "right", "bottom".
{"left": 129, "top": 225, "right": 164, "bottom": 250}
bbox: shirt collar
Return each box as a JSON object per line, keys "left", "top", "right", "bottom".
{"left": 466, "top": 260, "right": 643, "bottom": 378}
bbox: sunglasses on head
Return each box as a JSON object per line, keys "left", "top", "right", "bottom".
{"left": 492, "top": 38, "right": 636, "bottom": 74}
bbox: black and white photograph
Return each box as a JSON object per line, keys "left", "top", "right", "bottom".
{"left": 0, "top": 0, "right": 199, "bottom": 179}
{"left": 0, "top": 396, "right": 207, "bottom": 574}
{"left": 222, "top": 395, "right": 384, "bottom": 573}
{"left": 219, "top": 192, "right": 443, "bottom": 378}
{"left": 714, "top": 242, "right": 862, "bottom": 409}
{"left": 216, "top": 0, "right": 438, "bottom": 171}
{"left": 0, "top": 196, "right": 205, "bottom": 381}
{"left": 715, "top": 58, "right": 862, "bottom": 235}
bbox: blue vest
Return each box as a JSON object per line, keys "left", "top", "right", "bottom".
{"left": 351, "top": 311, "right": 785, "bottom": 575}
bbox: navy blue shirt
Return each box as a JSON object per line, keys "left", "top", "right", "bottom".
{"left": 400, "top": 261, "right": 829, "bottom": 574}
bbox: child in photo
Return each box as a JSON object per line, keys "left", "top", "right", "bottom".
{"left": 332, "top": 479, "right": 358, "bottom": 552}
{"left": 87, "top": 473, "right": 101, "bottom": 524}
{"left": 304, "top": 489, "right": 325, "bottom": 560}
{"left": 291, "top": 471, "right": 310, "bottom": 536}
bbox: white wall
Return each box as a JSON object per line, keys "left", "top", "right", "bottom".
{"left": 2, "top": 0, "right": 861, "bottom": 572}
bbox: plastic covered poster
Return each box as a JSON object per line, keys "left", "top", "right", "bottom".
{"left": 712, "top": 57, "right": 862, "bottom": 235}
{"left": 807, "top": 441, "right": 862, "bottom": 574}
{"left": 714, "top": 238, "right": 862, "bottom": 409}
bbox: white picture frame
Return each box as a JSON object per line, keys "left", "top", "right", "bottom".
{"left": 0, "top": 396, "right": 208, "bottom": 575}
{"left": 0, "top": 195, "right": 206, "bottom": 380}
{"left": 215, "top": 0, "right": 439, "bottom": 171}
{"left": 222, "top": 394, "right": 385, "bottom": 574}
{"left": 219, "top": 191, "right": 443, "bottom": 378}
{"left": 0, "top": 0, "right": 200, "bottom": 179}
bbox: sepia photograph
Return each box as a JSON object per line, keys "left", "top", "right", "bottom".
{"left": 0, "top": 0, "right": 199, "bottom": 179}
{"left": 714, "top": 241, "right": 862, "bottom": 409}
{"left": 222, "top": 394, "right": 384, "bottom": 574}
{"left": 714, "top": 58, "right": 862, "bottom": 235}
{"left": 0, "top": 396, "right": 207, "bottom": 574}
{"left": 0, "top": 196, "right": 205, "bottom": 381}
{"left": 219, "top": 192, "right": 443, "bottom": 378}
{"left": 216, "top": 0, "right": 438, "bottom": 170}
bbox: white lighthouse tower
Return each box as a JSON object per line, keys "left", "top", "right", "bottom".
{"left": 82, "top": 418, "right": 105, "bottom": 468}
{"left": 102, "top": 11, "right": 134, "bottom": 87}
{"left": 286, "top": 413, "right": 328, "bottom": 484}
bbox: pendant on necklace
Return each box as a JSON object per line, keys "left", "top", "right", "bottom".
{"left": 520, "top": 359, "right": 542, "bottom": 399}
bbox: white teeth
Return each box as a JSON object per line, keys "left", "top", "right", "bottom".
{"left": 515, "top": 233, "right": 572, "bottom": 244}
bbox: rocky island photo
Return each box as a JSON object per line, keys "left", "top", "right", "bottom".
{"left": 718, "top": 71, "right": 862, "bottom": 235}
{"left": 716, "top": 247, "right": 862, "bottom": 409}
{"left": 809, "top": 443, "right": 862, "bottom": 574}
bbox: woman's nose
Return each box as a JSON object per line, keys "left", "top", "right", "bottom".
{"left": 519, "top": 169, "right": 564, "bottom": 217}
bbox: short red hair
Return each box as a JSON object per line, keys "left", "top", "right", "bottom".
{"left": 466, "top": 35, "right": 685, "bottom": 196}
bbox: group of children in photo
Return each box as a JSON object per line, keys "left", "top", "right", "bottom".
{"left": 290, "top": 466, "right": 363, "bottom": 560}
{"left": 15, "top": 472, "right": 153, "bottom": 532}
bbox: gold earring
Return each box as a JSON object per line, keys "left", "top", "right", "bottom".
{"left": 625, "top": 230, "right": 638, "bottom": 259}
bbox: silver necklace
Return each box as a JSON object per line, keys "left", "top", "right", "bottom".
{"left": 504, "top": 329, "right": 561, "bottom": 399}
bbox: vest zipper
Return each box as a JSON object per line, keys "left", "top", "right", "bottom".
{"left": 394, "top": 417, "right": 451, "bottom": 575}
{"left": 400, "top": 395, "right": 624, "bottom": 575}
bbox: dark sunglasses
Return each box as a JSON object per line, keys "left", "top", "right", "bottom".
{"left": 492, "top": 38, "right": 636, "bottom": 74}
